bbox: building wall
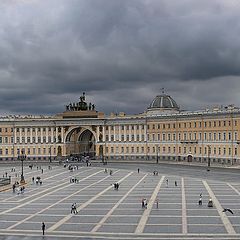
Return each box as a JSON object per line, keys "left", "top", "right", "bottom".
{"left": 0, "top": 110, "right": 239, "bottom": 165}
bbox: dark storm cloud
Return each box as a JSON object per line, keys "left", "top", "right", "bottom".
{"left": 0, "top": 0, "right": 240, "bottom": 115}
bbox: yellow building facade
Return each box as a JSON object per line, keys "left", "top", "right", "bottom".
{"left": 0, "top": 92, "right": 239, "bottom": 165}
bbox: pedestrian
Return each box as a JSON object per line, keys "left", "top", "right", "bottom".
{"left": 141, "top": 199, "right": 145, "bottom": 208}
{"left": 144, "top": 199, "right": 147, "bottom": 209}
{"left": 74, "top": 203, "right": 78, "bottom": 214}
{"left": 156, "top": 199, "right": 159, "bottom": 209}
{"left": 71, "top": 204, "right": 74, "bottom": 214}
{"left": 32, "top": 176, "right": 35, "bottom": 183}
{"left": 166, "top": 179, "right": 169, "bottom": 187}
{"left": 199, "top": 196, "right": 202, "bottom": 205}
{"left": 42, "top": 222, "right": 45, "bottom": 235}
{"left": 175, "top": 181, "right": 177, "bottom": 186}
{"left": 42, "top": 169, "right": 44, "bottom": 174}
{"left": 12, "top": 184, "right": 16, "bottom": 193}
{"left": 137, "top": 168, "right": 140, "bottom": 173}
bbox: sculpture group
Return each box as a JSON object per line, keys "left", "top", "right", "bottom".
{"left": 65, "top": 92, "right": 95, "bottom": 111}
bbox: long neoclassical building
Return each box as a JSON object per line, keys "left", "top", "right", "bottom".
{"left": 0, "top": 92, "right": 240, "bottom": 165}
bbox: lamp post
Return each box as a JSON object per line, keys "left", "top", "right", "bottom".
{"left": 156, "top": 145, "right": 159, "bottom": 164}
{"left": 49, "top": 146, "right": 52, "bottom": 163}
{"left": 18, "top": 149, "right": 26, "bottom": 184}
{"left": 207, "top": 145, "right": 211, "bottom": 171}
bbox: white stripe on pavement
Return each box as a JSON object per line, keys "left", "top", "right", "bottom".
{"left": 135, "top": 176, "right": 165, "bottom": 234}
{"left": 202, "top": 180, "right": 236, "bottom": 235}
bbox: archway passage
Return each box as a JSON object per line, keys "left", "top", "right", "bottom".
{"left": 78, "top": 129, "right": 95, "bottom": 157}
{"left": 65, "top": 128, "right": 96, "bottom": 158}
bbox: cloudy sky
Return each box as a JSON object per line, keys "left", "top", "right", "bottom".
{"left": 0, "top": 0, "right": 240, "bottom": 115}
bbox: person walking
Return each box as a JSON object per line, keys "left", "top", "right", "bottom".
{"left": 137, "top": 168, "right": 140, "bottom": 173}
{"left": 42, "top": 222, "right": 45, "bottom": 235}
{"left": 166, "top": 179, "right": 169, "bottom": 187}
{"left": 175, "top": 181, "right": 177, "bottom": 186}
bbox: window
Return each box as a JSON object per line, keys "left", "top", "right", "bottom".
{"left": 235, "top": 148, "right": 237, "bottom": 155}
{"left": 218, "top": 133, "right": 221, "bottom": 141}
{"left": 228, "top": 132, "right": 231, "bottom": 141}
{"left": 27, "top": 137, "right": 30, "bottom": 143}
{"left": 11, "top": 137, "right": 14, "bottom": 143}
{"left": 162, "top": 133, "right": 165, "bottom": 141}
{"left": 38, "top": 148, "right": 41, "bottom": 154}
{"left": 38, "top": 137, "right": 41, "bottom": 143}
{"left": 32, "top": 137, "right": 36, "bottom": 143}
{"left": 209, "top": 121, "right": 211, "bottom": 127}
{"left": 218, "top": 148, "right": 221, "bottom": 155}
{"left": 5, "top": 149, "right": 8, "bottom": 155}
{"left": 27, "top": 148, "right": 30, "bottom": 154}
{"left": 223, "top": 133, "right": 226, "bottom": 141}
{"left": 5, "top": 137, "right": 8, "bottom": 143}
{"left": 218, "top": 121, "right": 221, "bottom": 127}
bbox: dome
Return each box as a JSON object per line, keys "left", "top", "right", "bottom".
{"left": 148, "top": 93, "right": 179, "bottom": 112}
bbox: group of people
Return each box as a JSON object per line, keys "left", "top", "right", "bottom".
{"left": 104, "top": 169, "right": 113, "bottom": 175}
{"left": 141, "top": 198, "right": 148, "bottom": 209}
{"left": 198, "top": 193, "right": 213, "bottom": 207}
{"left": 113, "top": 183, "right": 119, "bottom": 190}
{"left": 32, "top": 176, "right": 43, "bottom": 185}
{"left": 70, "top": 203, "right": 78, "bottom": 214}
{"left": 12, "top": 183, "right": 25, "bottom": 194}
{"left": 70, "top": 177, "right": 79, "bottom": 183}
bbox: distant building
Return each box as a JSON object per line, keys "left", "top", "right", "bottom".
{"left": 0, "top": 92, "right": 239, "bottom": 165}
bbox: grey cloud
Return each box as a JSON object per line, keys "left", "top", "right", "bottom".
{"left": 0, "top": 0, "right": 240, "bottom": 115}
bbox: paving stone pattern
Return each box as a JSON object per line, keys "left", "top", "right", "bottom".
{"left": 0, "top": 165, "right": 239, "bottom": 239}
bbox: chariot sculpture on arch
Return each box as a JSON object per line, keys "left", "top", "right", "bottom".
{"left": 65, "top": 92, "right": 96, "bottom": 111}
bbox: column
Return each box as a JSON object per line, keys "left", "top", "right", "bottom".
{"left": 51, "top": 128, "right": 54, "bottom": 143}
{"left": 124, "top": 125, "right": 127, "bottom": 141}
{"left": 96, "top": 126, "right": 100, "bottom": 142}
{"left": 14, "top": 128, "right": 17, "bottom": 144}
{"left": 19, "top": 128, "right": 22, "bottom": 144}
{"left": 30, "top": 128, "right": 33, "bottom": 144}
{"left": 61, "top": 127, "right": 64, "bottom": 143}
{"left": 134, "top": 125, "right": 137, "bottom": 142}
{"left": 113, "top": 126, "right": 116, "bottom": 142}
{"left": 46, "top": 128, "right": 49, "bottom": 143}
{"left": 40, "top": 128, "right": 43, "bottom": 143}
{"left": 102, "top": 126, "right": 105, "bottom": 142}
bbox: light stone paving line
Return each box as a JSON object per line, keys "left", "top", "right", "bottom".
{"left": 202, "top": 180, "right": 236, "bottom": 235}
{"left": 135, "top": 176, "right": 165, "bottom": 234}
{"left": 0, "top": 168, "right": 99, "bottom": 217}
{"left": 2, "top": 168, "right": 92, "bottom": 203}
{"left": 181, "top": 177, "right": 187, "bottom": 234}
{"left": 2, "top": 170, "right": 71, "bottom": 201}
{"left": 48, "top": 171, "right": 133, "bottom": 232}
{"left": 91, "top": 174, "right": 148, "bottom": 232}
{"left": 228, "top": 183, "right": 240, "bottom": 196}
{"left": 6, "top": 169, "right": 105, "bottom": 230}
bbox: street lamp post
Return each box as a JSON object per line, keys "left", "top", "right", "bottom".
{"left": 18, "top": 149, "right": 26, "bottom": 184}
{"left": 207, "top": 145, "right": 211, "bottom": 171}
{"left": 156, "top": 145, "right": 159, "bottom": 164}
{"left": 49, "top": 146, "right": 52, "bottom": 163}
